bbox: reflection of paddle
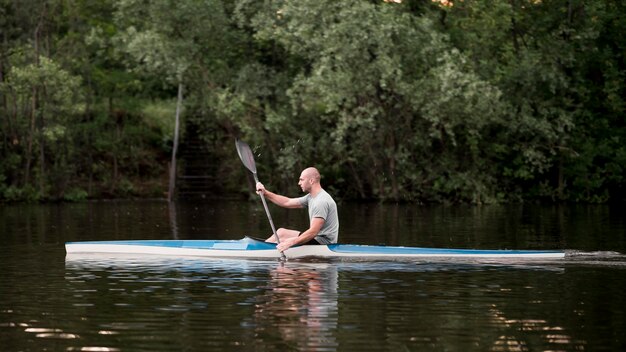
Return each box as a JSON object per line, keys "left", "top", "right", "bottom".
{"left": 235, "top": 139, "right": 285, "bottom": 259}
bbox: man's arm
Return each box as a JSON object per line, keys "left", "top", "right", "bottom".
{"left": 277, "top": 217, "right": 324, "bottom": 252}
{"left": 256, "top": 182, "right": 302, "bottom": 209}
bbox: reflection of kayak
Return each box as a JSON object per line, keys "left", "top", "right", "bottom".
{"left": 65, "top": 236, "right": 565, "bottom": 260}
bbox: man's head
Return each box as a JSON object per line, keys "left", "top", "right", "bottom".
{"left": 298, "top": 167, "right": 321, "bottom": 193}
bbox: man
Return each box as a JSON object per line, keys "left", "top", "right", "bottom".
{"left": 255, "top": 167, "right": 339, "bottom": 252}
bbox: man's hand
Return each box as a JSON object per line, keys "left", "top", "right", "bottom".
{"left": 256, "top": 182, "right": 265, "bottom": 195}
{"left": 276, "top": 237, "right": 298, "bottom": 252}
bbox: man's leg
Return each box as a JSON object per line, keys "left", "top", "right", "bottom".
{"left": 265, "top": 228, "right": 300, "bottom": 243}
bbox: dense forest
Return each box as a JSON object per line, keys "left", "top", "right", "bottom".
{"left": 1, "top": 0, "right": 624, "bottom": 203}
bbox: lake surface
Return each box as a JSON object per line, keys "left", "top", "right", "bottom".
{"left": 1, "top": 201, "right": 625, "bottom": 351}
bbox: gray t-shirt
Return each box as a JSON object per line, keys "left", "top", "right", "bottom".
{"left": 297, "top": 189, "right": 339, "bottom": 244}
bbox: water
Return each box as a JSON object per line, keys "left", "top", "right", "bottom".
{"left": 1, "top": 201, "right": 625, "bottom": 351}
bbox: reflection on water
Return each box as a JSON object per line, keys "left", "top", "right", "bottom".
{"left": 62, "top": 257, "right": 341, "bottom": 351}
{"left": 248, "top": 262, "right": 338, "bottom": 350}
{"left": 58, "top": 255, "right": 601, "bottom": 351}
{"left": 488, "top": 307, "right": 586, "bottom": 351}
{"left": 2, "top": 201, "right": 625, "bottom": 251}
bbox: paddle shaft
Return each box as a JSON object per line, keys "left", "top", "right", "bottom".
{"left": 253, "top": 173, "right": 280, "bottom": 244}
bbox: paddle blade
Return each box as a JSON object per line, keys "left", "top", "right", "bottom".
{"left": 235, "top": 139, "right": 257, "bottom": 174}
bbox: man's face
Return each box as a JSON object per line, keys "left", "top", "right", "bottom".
{"left": 298, "top": 171, "right": 311, "bottom": 192}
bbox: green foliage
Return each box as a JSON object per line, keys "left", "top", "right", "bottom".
{"left": 0, "top": 0, "right": 624, "bottom": 203}
{"left": 229, "top": 0, "right": 509, "bottom": 202}
{"left": 63, "top": 188, "right": 88, "bottom": 202}
{"left": 3, "top": 185, "right": 40, "bottom": 203}
{"left": 141, "top": 100, "right": 177, "bottom": 132}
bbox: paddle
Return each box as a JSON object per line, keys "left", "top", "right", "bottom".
{"left": 235, "top": 139, "right": 284, "bottom": 257}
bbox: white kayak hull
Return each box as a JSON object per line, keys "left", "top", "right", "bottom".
{"left": 65, "top": 237, "right": 565, "bottom": 260}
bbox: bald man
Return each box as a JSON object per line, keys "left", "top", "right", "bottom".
{"left": 255, "top": 167, "right": 339, "bottom": 252}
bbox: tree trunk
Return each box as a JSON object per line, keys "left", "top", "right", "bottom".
{"left": 168, "top": 82, "right": 184, "bottom": 202}
{"left": 348, "top": 160, "right": 366, "bottom": 199}
{"left": 24, "top": 13, "right": 43, "bottom": 187}
{"left": 39, "top": 104, "right": 45, "bottom": 196}
{"left": 109, "top": 96, "right": 118, "bottom": 192}
{"left": 24, "top": 89, "right": 37, "bottom": 186}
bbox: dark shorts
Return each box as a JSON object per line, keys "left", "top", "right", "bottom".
{"left": 302, "top": 237, "right": 321, "bottom": 245}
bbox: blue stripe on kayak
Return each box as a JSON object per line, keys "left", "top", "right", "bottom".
{"left": 65, "top": 237, "right": 278, "bottom": 251}
{"left": 327, "top": 244, "right": 562, "bottom": 256}
{"left": 66, "top": 240, "right": 187, "bottom": 247}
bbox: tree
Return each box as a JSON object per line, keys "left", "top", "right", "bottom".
{"left": 1, "top": 56, "right": 83, "bottom": 198}
{"left": 113, "top": 0, "right": 245, "bottom": 200}
{"left": 233, "top": 0, "right": 508, "bottom": 202}
{"left": 438, "top": 0, "right": 625, "bottom": 201}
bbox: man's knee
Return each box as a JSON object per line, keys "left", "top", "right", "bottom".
{"left": 276, "top": 228, "right": 299, "bottom": 238}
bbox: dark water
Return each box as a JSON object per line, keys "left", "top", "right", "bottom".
{"left": 1, "top": 201, "right": 625, "bottom": 351}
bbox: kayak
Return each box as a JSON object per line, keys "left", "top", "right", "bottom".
{"left": 65, "top": 236, "right": 565, "bottom": 260}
